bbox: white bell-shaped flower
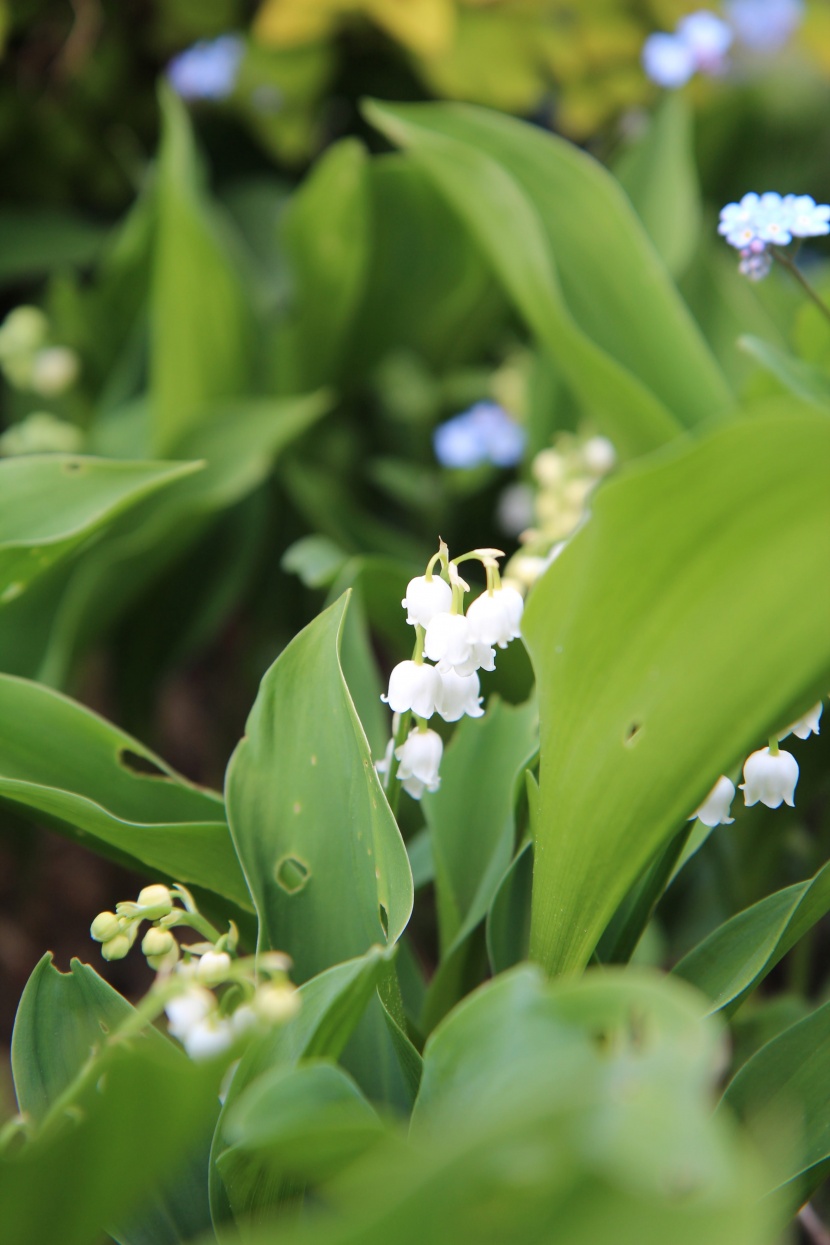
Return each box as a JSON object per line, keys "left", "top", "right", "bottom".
{"left": 395, "top": 727, "right": 443, "bottom": 799}
{"left": 785, "top": 702, "right": 822, "bottom": 740}
{"left": 195, "top": 949, "right": 232, "bottom": 986}
{"left": 381, "top": 660, "right": 441, "bottom": 718}
{"left": 437, "top": 669, "right": 484, "bottom": 722}
{"left": 466, "top": 585, "right": 524, "bottom": 648}
{"left": 401, "top": 575, "right": 452, "bottom": 628}
{"left": 165, "top": 984, "right": 215, "bottom": 1043}
{"left": 424, "top": 612, "right": 477, "bottom": 674}
{"left": 181, "top": 1014, "right": 237, "bottom": 1061}
{"left": 740, "top": 747, "right": 799, "bottom": 809}
{"left": 690, "top": 776, "right": 735, "bottom": 827}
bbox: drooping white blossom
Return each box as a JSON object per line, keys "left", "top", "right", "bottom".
{"left": 785, "top": 701, "right": 823, "bottom": 740}
{"left": 381, "top": 659, "right": 442, "bottom": 718}
{"left": 690, "top": 775, "right": 736, "bottom": 827}
{"left": 424, "top": 611, "right": 495, "bottom": 676}
{"left": 436, "top": 668, "right": 484, "bottom": 722}
{"left": 401, "top": 575, "right": 452, "bottom": 628}
{"left": 195, "top": 949, "right": 233, "bottom": 986}
{"left": 466, "top": 586, "right": 524, "bottom": 648}
{"left": 395, "top": 728, "right": 443, "bottom": 799}
{"left": 740, "top": 747, "right": 799, "bottom": 809}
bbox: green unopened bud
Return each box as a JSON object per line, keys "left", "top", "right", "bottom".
{"left": 142, "top": 927, "right": 176, "bottom": 958}
{"left": 254, "top": 984, "right": 300, "bottom": 1024}
{"left": 136, "top": 885, "right": 173, "bottom": 918}
{"left": 0, "top": 306, "right": 48, "bottom": 358}
{"left": 90, "top": 911, "right": 121, "bottom": 943}
{"left": 101, "top": 933, "right": 132, "bottom": 961}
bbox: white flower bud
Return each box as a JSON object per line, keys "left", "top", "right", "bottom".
{"left": 690, "top": 776, "right": 735, "bottom": 827}
{"left": 785, "top": 702, "right": 822, "bottom": 740}
{"left": 436, "top": 669, "right": 483, "bottom": 722}
{"left": 395, "top": 728, "right": 443, "bottom": 799}
{"left": 30, "top": 346, "right": 79, "bottom": 396}
{"left": 532, "top": 449, "right": 566, "bottom": 487}
{"left": 90, "top": 911, "right": 121, "bottom": 943}
{"left": 136, "top": 885, "right": 174, "bottom": 917}
{"left": 401, "top": 575, "right": 452, "bottom": 627}
{"left": 254, "top": 984, "right": 300, "bottom": 1023}
{"left": 581, "top": 436, "right": 616, "bottom": 476}
{"left": 381, "top": 659, "right": 442, "bottom": 718}
{"left": 181, "top": 1015, "right": 236, "bottom": 1061}
{"left": 466, "top": 586, "right": 523, "bottom": 648}
{"left": 165, "top": 985, "right": 215, "bottom": 1042}
{"left": 101, "top": 933, "right": 132, "bottom": 961}
{"left": 142, "top": 927, "right": 176, "bottom": 958}
{"left": 740, "top": 747, "right": 799, "bottom": 809}
{"left": 0, "top": 306, "right": 48, "bottom": 356}
{"left": 195, "top": 950, "right": 232, "bottom": 986}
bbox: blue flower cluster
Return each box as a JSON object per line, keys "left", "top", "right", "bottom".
{"left": 719, "top": 192, "right": 830, "bottom": 280}
{"left": 433, "top": 402, "right": 525, "bottom": 470}
{"left": 167, "top": 35, "right": 244, "bottom": 102}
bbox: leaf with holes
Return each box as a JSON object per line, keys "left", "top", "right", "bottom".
{"left": 0, "top": 674, "right": 249, "bottom": 910}
{"left": 521, "top": 408, "right": 830, "bottom": 976}
{"left": 0, "top": 455, "right": 199, "bottom": 609}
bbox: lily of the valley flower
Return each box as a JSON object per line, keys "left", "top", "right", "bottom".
{"left": 381, "top": 659, "right": 442, "bottom": 718}
{"left": 437, "top": 668, "right": 484, "bottom": 722}
{"left": 395, "top": 728, "right": 443, "bottom": 799}
{"left": 690, "top": 775, "right": 736, "bottom": 827}
{"left": 466, "top": 585, "right": 524, "bottom": 648}
{"left": 784, "top": 701, "right": 822, "bottom": 740}
{"left": 424, "top": 611, "right": 496, "bottom": 676}
{"left": 401, "top": 574, "right": 452, "bottom": 627}
{"left": 740, "top": 747, "right": 799, "bottom": 809}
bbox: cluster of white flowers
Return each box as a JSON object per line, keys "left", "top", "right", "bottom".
{"left": 377, "top": 543, "right": 524, "bottom": 800}
{"left": 690, "top": 701, "right": 823, "bottom": 827}
{"left": 718, "top": 191, "right": 830, "bottom": 281}
{"left": 501, "top": 432, "right": 617, "bottom": 593}
{"left": 0, "top": 306, "right": 79, "bottom": 397}
{"left": 90, "top": 882, "right": 298, "bottom": 1061}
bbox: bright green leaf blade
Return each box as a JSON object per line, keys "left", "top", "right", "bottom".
{"left": 614, "top": 95, "right": 701, "bottom": 277}
{"left": 0, "top": 674, "right": 250, "bottom": 908}
{"left": 11, "top": 955, "right": 215, "bottom": 1245}
{"left": 0, "top": 208, "right": 104, "bottom": 285}
{"left": 225, "top": 592, "right": 412, "bottom": 980}
{"left": 674, "top": 859, "right": 830, "bottom": 1014}
{"left": 0, "top": 455, "right": 199, "bottom": 606}
{"left": 723, "top": 1001, "right": 830, "bottom": 1211}
{"left": 366, "top": 100, "right": 734, "bottom": 456}
{"left": 739, "top": 335, "right": 830, "bottom": 410}
{"left": 423, "top": 697, "right": 538, "bottom": 957}
{"left": 151, "top": 86, "right": 252, "bottom": 454}
{"left": 522, "top": 410, "right": 830, "bottom": 975}
{"left": 486, "top": 838, "right": 533, "bottom": 975}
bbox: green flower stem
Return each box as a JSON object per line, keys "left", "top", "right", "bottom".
{"left": 166, "top": 910, "right": 223, "bottom": 943}
{"left": 384, "top": 708, "right": 412, "bottom": 818}
{"left": 768, "top": 735, "right": 780, "bottom": 755}
{"left": 771, "top": 247, "right": 830, "bottom": 326}
{"left": 412, "top": 624, "right": 426, "bottom": 662}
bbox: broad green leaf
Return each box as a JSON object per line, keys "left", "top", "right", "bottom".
{"left": 522, "top": 410, "right": 830, "bottom": 975}
{"left": 423, "top": 697, "right": 538, "bottom": 958}
{"left": 11, "top": 955, "right": 215, "bottom": 1245}
{"left": 0, "top": 674, "right": 250, "bottom": 909}
{"left": 674, "top": 860, "right": 830, "bottom": 1014}
{"left": 723, "top": 1001, "right": 830, "bottom": 1211}
{"left": 151, "top": 86, "right": 252, "bottom": 454}
{"left": 739, "top": 334, "right": 830, "bottom": 410}
{"left": 281, "top": 535, "right": 350, "bottom": 589}
{"left": 217, "top": 1061, "right": 384, "bottom": 1224}
{"left": 210, "top": 947, "right": 393, "bottom": 1232}
{"left": 614, "top": 95, "right": 701, "bottom": 277}
{"left": 486, "top": 837, "right": 532, "bottom": 974}
{"left": 0, "top": 455, "right": 199, "bottom": 607}
{"left": 225, "top": 592, "right": 412, "bottom": 980}
{"left": 366, "top": 100, "right": 734, "bottom": 458}
{"left": 274, "top": 138, "right": 370, "bottom": 392}
{"left": 0, "top": 208, "right": 104, "bottom": 285}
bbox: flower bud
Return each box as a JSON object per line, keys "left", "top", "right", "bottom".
{"left": 142, "top": 927, "right": 176, "bottom": 958}
{"left": 136, "top": 885, "right": 174, "bottom": 918}
{"left": 254, "top": 984, "right": 300, "bottom": 1023}
{"left": 30, "top": 346, "right": 79, "bottom": 396}
{"left": 195, "top": 950, "right": 232, "bottom": 986}
{"left": 101, "top": 933, "right": 132, "bottom": 961}
{"left": 90, "top": 911, "right": 121, "bottom": 943}
{"left": 581, "top": 436, "right": 616, "bottom": 476}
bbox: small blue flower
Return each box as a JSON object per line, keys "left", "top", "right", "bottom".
{"left": 642, "top": 33, "right": 696, "bottom": 88}
{"left": 724, "top": 0, "right": 804, "bottom": 51}
{"left": 433, "top": 403, "right": 525, "bottom": 470}
{"left": 784, "top": 194, "right": 830, "bottom": 238}
{"left": 643, "top": 9, "right": 732, "bottom": 88}
{"left": 166, "top": 35, "right": 244, "bottom": 102}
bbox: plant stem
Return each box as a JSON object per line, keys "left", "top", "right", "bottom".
{"left": 799, "top": 1204, "right": 830, "bottom": 1245}
{"left": 771, "top": 248, "right": 830, "bottom": 325}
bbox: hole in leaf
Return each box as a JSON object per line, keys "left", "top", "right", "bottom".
{"left": 62, "top": 460, "right": 84, "bottom": 473}
{"left": 118, "top": 748, "right": 168, "bottom": 779}
{"left": 275, "top": 856, "right": 310, "bottom": 894}
{"left": 624, "top": 721, "right": 642, "bottom": 746}
{"left": 378, "top": 903, "right": 389, "bottom": 938}
{"left": 98, "top": 1019, "right": 110, "bottom": 1034}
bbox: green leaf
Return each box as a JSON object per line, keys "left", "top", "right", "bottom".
{"left": 0, "top": 455, "right": 199, "bottom": 607}
{"left": 0, "top": 208, "right": 104, "bottom": 285}
{"left": 151, "top": 86, "right": 252, "bottom": 454}
{"left": 225, "top": 592, "right": 412, "bottom": 980}
{"left": 7, "top": 956, "right": 222, "bottom": 1245}
{"left": 365, "top": 100, "right": 734, "bottom": 458}
{"left": 674, "top": 859, "right": 830, "bottom": 1014}
{"left": 485, "top": 837, "right": 532, "bottom": 975}
{"left": 723, "top": 1000, "right": 830, "bottom": 1211}
{"left": 739, "top": 335, "right": 830, "bottom": 410}
{"left": 0, "top": 674, "right": 250, "bottom": 909}
{"left": 521, "top": 409, "right": 830, "bottom": 975}
{"left": 614, "top": 95, "right": 701, "bottom": 278}
{"left": 275, "top": 138, "right": 370, "bottom": 391}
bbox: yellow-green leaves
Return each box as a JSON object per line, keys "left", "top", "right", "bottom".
{"left": 522, "top": 410, "right": 830, "bottom": 976}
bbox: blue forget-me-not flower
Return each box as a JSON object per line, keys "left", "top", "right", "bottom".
{"left": 167, "top": 35, "right": 244, "bottom": 102}
{"left": 719, "top": 191, "right": 830, "bottom": 280}
{"left": 433, "top": 402, "right": 525, "bottom": 470}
